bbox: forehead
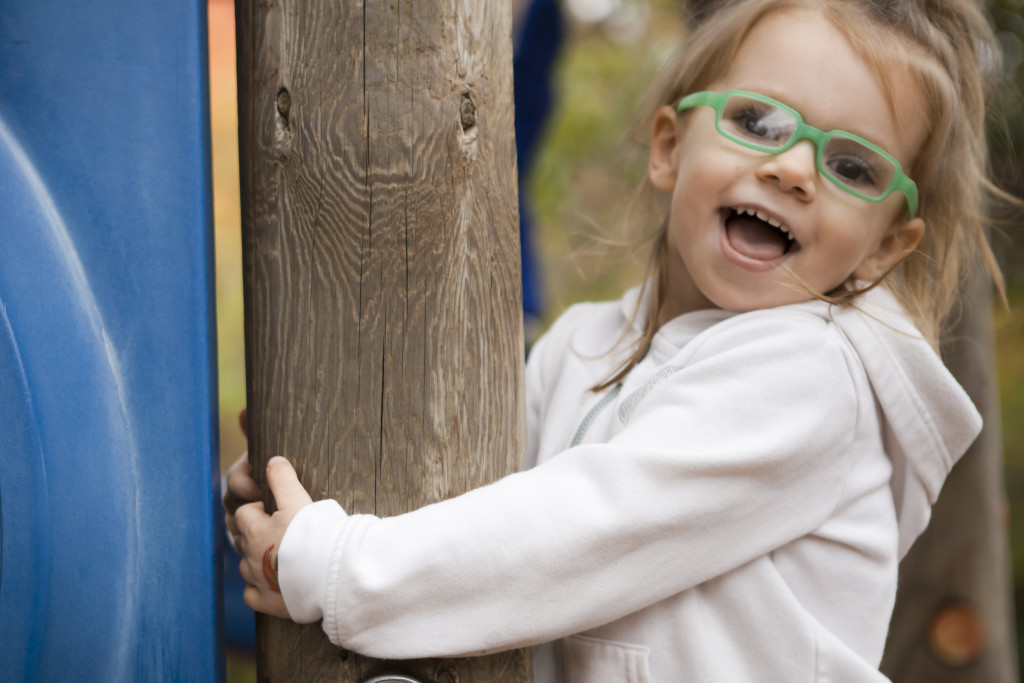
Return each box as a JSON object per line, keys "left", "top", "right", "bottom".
{"left": 709, "top": 8, "right": 928, "bottom": 167}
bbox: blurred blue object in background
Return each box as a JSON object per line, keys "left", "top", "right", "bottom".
{"left": 515, "top": 0, "right": 564, "bottom": 325}
{"left": 223, "top": 532, "right": 255, "bottom": 651}
{"left": 0, "top": 1, "right": 221, "bottom": 680}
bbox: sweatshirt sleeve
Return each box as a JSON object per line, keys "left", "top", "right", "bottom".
{"left": 278, "top": 498, "right": 349, "bottom": 623}
{"left": 279, "top": 311, "right": 862, "bottom": 659}
{"left": 521, "top": 325, "right": 552, "bottom": 471}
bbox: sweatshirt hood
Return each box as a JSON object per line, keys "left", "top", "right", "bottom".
{"left": 622, "top": 282, "right": 982, "bottom": 560}
{"left": 821, "top": 288, "right": 981, "bottom": 559}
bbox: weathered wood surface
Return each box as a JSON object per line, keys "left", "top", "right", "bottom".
{"left": 236, "top": 0, "right": 530, "bottom": 680}
{"left": 880, "top": 269, "right": 1018, "bottom": 681}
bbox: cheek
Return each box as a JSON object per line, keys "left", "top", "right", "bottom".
{"left": 673, "top": 148, "right": 734, "bottom": 200}
{"left": 815, "top": 216, "right": 889, "bottom": 278}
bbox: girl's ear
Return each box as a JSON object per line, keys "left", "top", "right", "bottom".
{"left": 853, "top": 216, "right": 925, "bottom": 283}
{"left": 649, "top": 106, "right": 681, "bottom": 192}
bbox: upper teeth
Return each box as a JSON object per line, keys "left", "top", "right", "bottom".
{"left": 736, "top": 206, "right": 793, "bottom": 240}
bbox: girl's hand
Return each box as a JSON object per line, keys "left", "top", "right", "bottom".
{"left": 223, "top": 409, "right": 257, "bottom": 551}
{"left": 235, "top": 456, "right": 313, "bottom": 619}
{"left": 223, "top": 451, "right": 260, "bottom": 550}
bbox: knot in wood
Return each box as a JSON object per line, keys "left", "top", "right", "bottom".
{"left": 276, "top": 88, "right": 291, "bottom": 121}
{"left": 459, "top": 94, "right": 476, "bottom": 131}
{"left": 928, "top": 600, "right": 986, "bottom": 667}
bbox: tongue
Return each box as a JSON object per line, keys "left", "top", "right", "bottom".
{"left": 725, "top": 214, "right": 788, "bottom": 261}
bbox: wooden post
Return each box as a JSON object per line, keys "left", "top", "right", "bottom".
{"left": 235, "top": 1, "right": 531, "bottom": 681}
{"left": 880, "top": 269, "right": 1018, "bottom": 681}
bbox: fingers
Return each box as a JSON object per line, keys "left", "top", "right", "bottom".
{"left": 242, "top": 586, "right": 290, "bottom": 620}
{"left": 226, "top": 512, "right": 241, "bottom": 548}
{"left": 234, "top": 500, "right": 267, "bottom": 535}
{"left": 239, "top": 407, "right": 248, "bottom": 438}
{"left": 227, "top": 449, "right": 252, "bottom": 475}
{"left": 240, "top": 561, "right": 290, "bottom": 620}
{"left": 266, "top": 456, "right": 313, "bottom": 512}
{"left": 224, "top": 451, "right": 259, "bottom": 554}
{"left": 225, "top": 452, "right": 261, "bottom": 511}
{"left": 242, "top": 583, "right": 262, "bottom": 611}
{"left": 235, "top": 540, "right": 276, "bottom": 589}
{"left": 231, "top": 497, "right": 267, "bottom": 561}
{"left": 231, "top": 527, "right": 245, "bottom": 555}
{"left": 227, "top": 453, "right": 312, "bottom": 624}
{"left": 239, "top": 554, "right": 257, "bottom": 585}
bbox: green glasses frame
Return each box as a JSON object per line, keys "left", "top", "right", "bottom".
{"left": 676, "top": 90, "right": 918, "bottom": 219}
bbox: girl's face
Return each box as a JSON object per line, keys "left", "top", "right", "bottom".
{"left": 649, "top": 8, "right": 927, "bottom": 316}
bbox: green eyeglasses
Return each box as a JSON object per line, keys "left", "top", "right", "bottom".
{"left": 676, "top": 90, "right": 918, "bottom": 219}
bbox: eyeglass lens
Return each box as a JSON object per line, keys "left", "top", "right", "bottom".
{"left": 718, "top": 94, "right": 896, "bottom": 198}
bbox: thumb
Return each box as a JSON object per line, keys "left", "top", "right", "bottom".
{"left": 266, "top": 456, "right": 313, "bottom": 512}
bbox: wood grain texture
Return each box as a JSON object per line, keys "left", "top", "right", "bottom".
{"left": 236, "top": 1, "right": 530, "bottom": 680}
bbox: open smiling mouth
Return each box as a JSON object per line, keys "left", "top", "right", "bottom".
{"left": 722, "top": 206, "right": 799, "bottom": 265}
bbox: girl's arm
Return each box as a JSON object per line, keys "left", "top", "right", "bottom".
{"left": 271, "top": 311, "right": 864, "bottom": 659}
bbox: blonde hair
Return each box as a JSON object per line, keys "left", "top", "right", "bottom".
{"left": 596, "top": 0, "right": 1007, "bottom": 390}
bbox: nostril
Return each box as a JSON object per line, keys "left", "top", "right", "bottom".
{"left": 755, "top": 150, "right": 817, "bottom": 199}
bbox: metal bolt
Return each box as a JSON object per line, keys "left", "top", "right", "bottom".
{"left": 436, "top": 668, "right": 459, "bottom": 683}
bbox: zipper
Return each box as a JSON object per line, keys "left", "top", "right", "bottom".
{"left": 568, "top": 382, "right": 623, "bottom": 448}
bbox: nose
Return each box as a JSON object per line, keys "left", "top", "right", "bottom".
{"left": 755, "top": 139, "right": 817, "bottom": 201}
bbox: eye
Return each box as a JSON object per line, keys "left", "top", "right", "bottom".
{"left": 826, "top": 154, "right": 879, "bottom": 189}
{"left": 727, "top": 105, "right": 791, "bottom": 144}
{"left": 823, "top": 136, "right": 896, "bottom": 194}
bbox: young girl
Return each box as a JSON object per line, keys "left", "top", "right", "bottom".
{"left": 227, "top": 0, "right": 1006, "bottom": 679}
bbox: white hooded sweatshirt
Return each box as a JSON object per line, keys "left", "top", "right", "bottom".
{"left": 278, "top": 286, "right": 981, "bottom": 682}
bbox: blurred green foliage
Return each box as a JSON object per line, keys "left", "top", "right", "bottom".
{"left": 529, "top": 2, "right": 684, "bottom": 316}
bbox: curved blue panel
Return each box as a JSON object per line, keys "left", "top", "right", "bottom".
{"left": 0, "top": 121, "right": 139, "bottom": 679}
{"left": 0, "top": 1, "right": 221, "bottom": 680}
{"left": 0, "top": 296, "right": 50, "bottom": 682}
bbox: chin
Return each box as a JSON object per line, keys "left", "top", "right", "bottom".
{"left": 706, "top": 285, "right": 815, "bottom": 313}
